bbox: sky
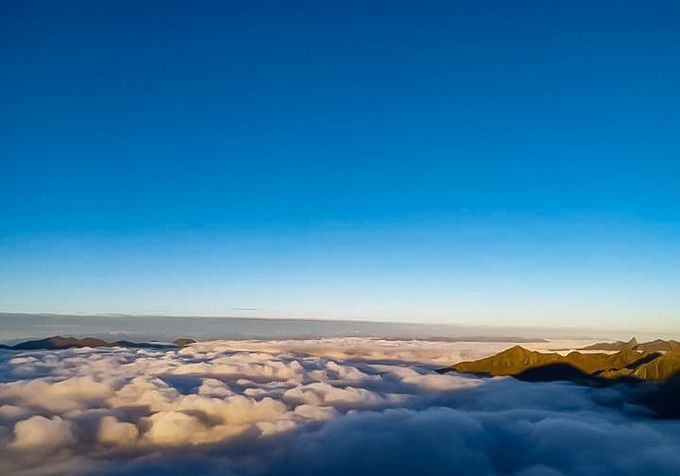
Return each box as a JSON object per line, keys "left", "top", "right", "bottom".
{"left": 1, "top": 1, "right": 679, "bottom": 332}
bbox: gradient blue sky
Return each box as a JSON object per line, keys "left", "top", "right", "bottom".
{"left": 2, "top": 1, "right": 679, "bottom": 331}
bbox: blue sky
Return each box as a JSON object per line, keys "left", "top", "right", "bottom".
{"left": 2, "top": 1, "right": 679, "bottom": 331}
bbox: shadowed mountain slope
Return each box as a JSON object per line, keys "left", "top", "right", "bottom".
{"left": 639, "top": 371, "right": 680, "bottom": 419}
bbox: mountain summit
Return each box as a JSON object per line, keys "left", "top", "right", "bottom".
{"left": 441, "top": 340, "right": 680, "bottom": 383}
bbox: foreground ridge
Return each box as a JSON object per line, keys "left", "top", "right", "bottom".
{"left": 439, "top": 340, "right": 680, "bottom": 383}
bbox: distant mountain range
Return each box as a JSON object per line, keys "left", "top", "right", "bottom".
{"left": 0, "top": 336, "right": 196, "bottom": 351}
{"left": 439, "top": 338, "right": 680, "bottom": 419}
{"left": 578, "top": 337, "right": 680, "bottom": 353}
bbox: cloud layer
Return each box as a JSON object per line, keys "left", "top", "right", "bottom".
{"left": 0, "top": 339, "right": 679, "bottom": 475}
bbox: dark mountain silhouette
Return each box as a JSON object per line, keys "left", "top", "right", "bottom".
{"left": 172, "top": 338, "right": 197, "bottom": 347}
{"left": 638, "top": 370, "right": 680, "bottom": 419}
{"left": 4, "top": 336, "right": 197, "bottom": 351}
{"left": 514, "top": 363, "right": 599, "bottom": 384}
{"left": 12, "top": 336, "right": 111, "bottom": 350}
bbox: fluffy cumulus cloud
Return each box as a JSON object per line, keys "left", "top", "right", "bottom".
{"left": 0, "top": 339, "right": 679, "bottom": 475}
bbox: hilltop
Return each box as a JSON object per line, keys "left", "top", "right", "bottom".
{"left": 438, "top": 339, "right": 680, "bottom": 419}
{"left": 440, "top": 339, "right": 680, "bottom": 383}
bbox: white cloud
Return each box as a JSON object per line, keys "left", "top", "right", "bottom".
{"left": 98, "top": 416, "right": 138, "bottom": 446}
{"left": 11, "top": 416, "right": 74, "bottom": 451}
{"left": 0, "top": 339, "right": 678, "bottom": 475}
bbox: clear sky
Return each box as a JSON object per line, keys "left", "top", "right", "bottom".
{"left": 2, "top": 1, "right": 679, "bottom": 332}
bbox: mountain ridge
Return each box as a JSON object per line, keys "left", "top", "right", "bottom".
{"left": 440, "top": 339, "right": 680, "bottom": 382}
{"left": 0, "top": 336, "right": 196, "bottom": 351}
{"left": 579, "top": 337, "right": 680, "bottom": 352}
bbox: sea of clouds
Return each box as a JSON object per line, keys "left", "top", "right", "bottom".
{"left": 0, "top": 338, "right": 679, "bottom": 476}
